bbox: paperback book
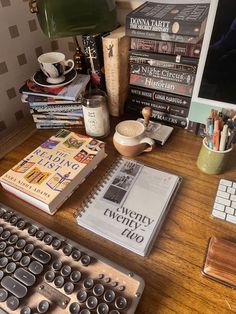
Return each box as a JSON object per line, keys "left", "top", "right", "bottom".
{"left": 0, "top": 130, "right": 106, "bottom": 214}
{"left": 19, "top": 74, "right": 90, "bottom": 101}
{"left": 129, "top": 85, "right": 191, "bottom": 108}
{"left": 126, "top": 2, "right": 210, "bottom": 37}
{"left": 75, "top": 157, "right": 182, "bottom": 256}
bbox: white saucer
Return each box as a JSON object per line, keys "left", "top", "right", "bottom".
{"left": 33, "top": 68, "right": 77, "bottom": 88}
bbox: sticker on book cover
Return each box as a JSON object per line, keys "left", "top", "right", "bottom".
{"left": 74, "top": 149, "right": 95, "bottom": 164}
{"left": 102, "top": 160, "right": 143, "bottom": 206}
{"left": 41, "top": 139, "right": 60, "bottom": 149}
{"left": 13, "top": 159, "right": 35, "bottom": 173}
{"left": 63, "top": 136, "right": 85, "bottom": 149}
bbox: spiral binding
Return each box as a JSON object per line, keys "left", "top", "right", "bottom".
{"left": 74, "top": 157, "right": 124, "bottom": 219}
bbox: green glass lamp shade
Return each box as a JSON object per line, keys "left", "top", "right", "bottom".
{"left": 35, "top": 0, "right": 118, "bottom": 38}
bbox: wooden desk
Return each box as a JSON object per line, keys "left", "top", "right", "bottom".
{"left": 0, "top": 121, "right": 236, "bottom": 314}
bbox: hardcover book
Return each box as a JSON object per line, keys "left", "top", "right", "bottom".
{"left": 130, "top": 37, "right": 202, "bottom": 58}
{"left": 75, "top": 157, "right": 182, "bottom": 256}
{"left": 126, "top": 2, "right": 210, "bottom": 38}
{"left": 19, "top": 74, "right": 90, "bottom": 101}
{"left": 102, "top": 26, "right": 130, "bottom": 116}
{"left": 0, "top": 130, "right": 106, "bottom": 215}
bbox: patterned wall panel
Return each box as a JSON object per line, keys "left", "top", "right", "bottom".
{"left": 0, "top": 0, "right": 73, "bottom": 140}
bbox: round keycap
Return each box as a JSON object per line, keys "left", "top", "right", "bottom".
{"left": 64, "top": 282, "right": 74, "bottom": 295}
{"left": 24, "top": 243, "right": 35, "bottom": 254}
{"left": 80, "top": 309, "right": 91, "bottom": 314}
{"left": 104, "top": 290, "right": 115, "bottom": 303}
{"left": 0, "top": 270, "right": 4, "bottom": 280}
{"left": 4, "top": 246, "right": 14, "bottom": 256}
{"left": 16, "top": 219, "right": 26, "bottom": 230}
{"left": 43, "top": 234, "right": 53, "bottom": 245}
{"left": 80, "top": 255, "right": 91, "bottom": 266}
{"left": 16, "top": 238, "right": 26, "bottom": 249}
{"left": 96, "top": 303, "right": 109, "bottom": 314}
{"left": 115, "top": 296, "right": 128, "bottom": 310}
{"left": 71, "top": 249, "right": 81, "bottom": 261}
{"left": 51, "top": 238, "right": 61, "bottom": 250}
{"left": 6, "top": 262, "right": 16, "bottom": 273}
{"left": 37, "top": 300, "right": 50, "bottom": 313}
{"left": 28, "top": 226, "right": 37, "bottom": 236}
{"left": 20, "top": 306, "right": 32, "bottom": 314}
{"left": 0, "top": 241, "right": 6, "bottom": 251}
{"left": 20, "top": 256, "right": 31, "bottom": 267}
{"left": 86, "top": 296, "right": 98, "bottom": 309}
{"left": 76, "top": 289, "right": 87, "bottom": 303}
{"left": 62, "top": 244, "right": 73, "bottom": 256}
{"left": 54, "top": 276, "right": 64, "bottom": 288}
{"left": 0, "top": 257, "right": 8, "bottom": 268}
{"left": 1, "top": 230, "right": 11, "bottom": 240}
{"left": 93, "top": 283, "right": 105, "bottom": 297}
{"left": 44, "top": 271, "right": 55, "bottom": 283}
{"left": 28, "top": 261, "right": 43, "bottom": 275}
{"left": 0, "top": 288, "right": 8, "bottom": 301}
{"left": 83, "top": 278, "right": 94, "bottom": 290}
{"left": 69, "top": 302, "right": 80, "bottom": 314}
{"left": 109, "top": 310, "right": 120, "bottom": 314}
{"left": 6, "top": 295, "right": 20, "bottom": 311}
{"left": 8, "top": 234, "right": 18, "bottom": 244}
{"left": 36, "top": 230, "right": 45, "bottom": 240}
{"left": 12, "top": 250, "right": 22, "bottom": 262}
{"left": 52, "top": 260, "right": 62, "bottom": 271}
{"left": 3, "top": 212, "right": 12, "bottom": 221}
{"left": 70, "top": 270, "right": 81, "bottom": 283}
{"left": 9, "top": 215, "right": 18, "bottom": 225}
{"left": 61, "top": 265, "right": 72, "bottom": 277}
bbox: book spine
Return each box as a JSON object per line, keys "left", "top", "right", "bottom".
{"left": 130, "top": 37, "right": 202, "bottom": 58}
{"left": 125, "top": 103, "right": 188, "bottom": 128}
{"left": 82, "top": 33, "right": 106, "bottom": 90}
{"left": 35, "top": 123, "right": 83, "bottom": 129}
{"left": 31, "top": 114, "right": 83, "bottom": 121}
{"left": 127, "top": 96, "right": 189, "bottom": 117}
{"left": 126, "top": 16, "right": 203, "bottom": 37}
{"left": 29, "top": 104, "right": 82, "bottom": 112}
{"left": 33, "top": 117, "right": 83, "bottom": 125}
{"left": 129, "top": 85, "right": 191, "bottom": 108}
{"left": 102, "top": 29, "right": 130, "bottom": 116}
{"left": 130, "top": 74, "right": 193, "bottom": 97}
{"left": 126, "top": 28, "right": 202, "bottom": 44}
{"left": 129, "top": 50, "right": 198, "bottom": 66}
{"left": 130, "top": 63, "right": 196, "bottom": 85}
{"left": 130, "top": 58, "right": 197, "bottom": 74}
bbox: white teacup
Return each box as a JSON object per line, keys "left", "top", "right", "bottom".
{"left": 38, "top": 52, "right": 74, "bottom": 84}
{"left": 113, "top": 120, "right": 155, "bottom": 157}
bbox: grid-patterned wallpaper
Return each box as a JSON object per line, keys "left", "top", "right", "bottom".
{"left": 0, "top": 0, "right": 75, "bottom": 140}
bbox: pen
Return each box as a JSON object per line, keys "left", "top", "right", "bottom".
{"left": 206, "top": 117, "right": 213, "bottom": 149}
{"left": 219, "top": 124, "right": 228, "bottom": 151}
{"left": 212, "top": 119, "right": 220, "bottom": 151}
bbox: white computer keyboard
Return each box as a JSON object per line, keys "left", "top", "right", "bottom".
{"left": 212, "top": 179, "right": 236, "bottom": 224}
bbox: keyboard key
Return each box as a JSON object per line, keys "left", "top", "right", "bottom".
{"left": 28, "top": 261, "right": 43, "bottom": 275}
{"left": 37, "top": 300, "right": 50, "bottom": 313}
{"left": 225, "top": 206, "right": 234, "bottom": 215}
{"left": 86, "top": 296, "right": 98, "bottom": 309}
{"left": 76, "top": 289, "right": 87, "bottom": 303}
{"left": 44, "top": 271, "right": 55, "bottom": 283}
{"left": 215, "top": 196, "right": 231, "bottom": 207}
{"left": 14, "top": 268, "right": 36, "bottom": 286}
{"left": 6, "top": 295, "right": 19, "bottom": 311}
{"left": 1, "top": 276, "right": 27, "bottom": 298}
{"left": 64, "top": 282, "right": 75, "bottom": 295}
{"left": 212, "top": 209, "right": 226, "bottom": 220}
{"left": 226, "top": 214, "right": 236, "bottom": 224}
{"left": 20, "top": 306, "right": 32, "bottom": 314}
{"left": 69, "top": 302, "right": 80, "bottom": 314}
{"left": 220, "top": 179, "right": 233, "bottom": 187}
{"left": 217, "top": 190, "right": 230, "bottom": 199}
{"left": 32, "top": 249, "right": 51, "bottom": 264}
{"left": 104, "top": 290, "right": 115, "bottom": 303}
{"left": 97, "top": 303, "right": 109, "bottom": 314}
{"left": 115, "top": 296, "right": 128, "bottom": 310}
{"left": 70, "top": 270, "right": 81, "bottom": 283}
{"left": 0, "top": 288, "right": 8, "bottom": 302}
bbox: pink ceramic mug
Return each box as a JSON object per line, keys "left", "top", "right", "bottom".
{"left": 113, "top": 120, "right": 155, "bottom": 157}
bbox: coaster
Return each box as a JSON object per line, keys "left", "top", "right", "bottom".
{"left": 33, "top": 68, "right": 77, "bottom": 88}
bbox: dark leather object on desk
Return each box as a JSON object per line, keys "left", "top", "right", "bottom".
{"left": 202, "top": 237, "right": 236, "bottom": 288}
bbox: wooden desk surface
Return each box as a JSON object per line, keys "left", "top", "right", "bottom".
{"left": 0, "top": 120, "right": 236, "bottom": 314}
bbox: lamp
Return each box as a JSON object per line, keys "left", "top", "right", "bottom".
{"left": 29, "top": 0, "right": 118, "bottom": 73}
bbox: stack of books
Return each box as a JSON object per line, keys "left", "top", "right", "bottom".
{"left": 125, "top": 1, "right": 210, "bottom": 128}
{"left": 19, "top": 73, "right": 90, "bottom": 129}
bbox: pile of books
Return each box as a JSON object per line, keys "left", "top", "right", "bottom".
{"left": 125, "top": 1, "right": 210, "bottom": 128}
{"left": 19, "top": 73, "right": 90, "bottom": 129}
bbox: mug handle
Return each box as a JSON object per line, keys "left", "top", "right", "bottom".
{"left": 64, "top": 59, "right": 75, "bottom": 74}
{"left": 140, "top": 137, "right": 155, "bottom": 152}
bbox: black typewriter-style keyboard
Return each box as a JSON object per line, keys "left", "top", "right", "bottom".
{"left": 0, "top": 203, "right": 144, "bottom": 314}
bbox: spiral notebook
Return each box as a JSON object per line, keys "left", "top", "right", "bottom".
{"left": 75, "top": 157, "right": 182, "bottom": 256}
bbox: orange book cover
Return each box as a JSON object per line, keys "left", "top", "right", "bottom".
{"left": 0, "top": 129, "right": 106, "bottom": 214}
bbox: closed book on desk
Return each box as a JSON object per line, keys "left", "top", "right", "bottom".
{"left": 75, "top": 157, "right": 182, "bottom": 256}
{"left": 0, "top": 130, "right": 106, "bottom": 215}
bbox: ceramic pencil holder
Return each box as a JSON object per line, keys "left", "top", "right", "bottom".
{"left": 197, "top": 137, "right": 233, "bottom": 175}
